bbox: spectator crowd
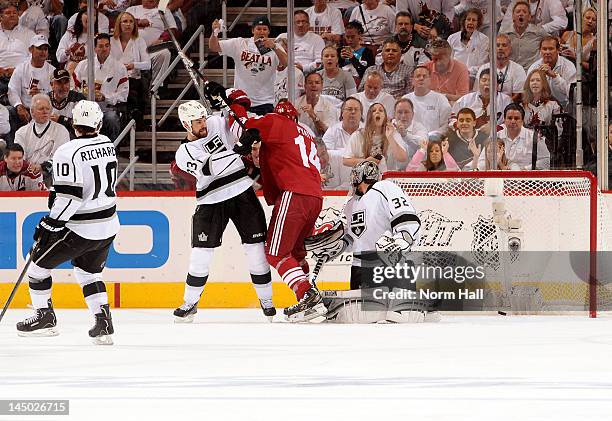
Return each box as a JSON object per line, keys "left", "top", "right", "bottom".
{"left": 0, "top": 0, "right": 607, "bottom": 191}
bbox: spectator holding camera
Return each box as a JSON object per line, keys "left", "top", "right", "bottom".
{"left": 339, "top": 20, "right": 375, "bottom": 81}
{"left": 210, "top": 16, "right": 286, "bottom": 115}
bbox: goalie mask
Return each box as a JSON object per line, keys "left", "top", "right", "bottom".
{"left": 72, "top": 100, "right": 104, "bottom": 133}
{"left": 351, "top": 161, "right": 380, "bottom": 195}
{"left": 178, "top": 100, "right": 210, "bottom": 133}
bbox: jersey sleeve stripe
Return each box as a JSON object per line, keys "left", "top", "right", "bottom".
{"left": 184, "top": 146, "right": 202, "bottom": 163}
{"left": 54, "top": 184, "right": 83, "bottom": 200}
{"left": 70, "top": 205, "right": 117, "bottom": 221}
{"left": 390, "top": 213, "right": 421, "bottom": 230}
{"left": 202, "top": 158, "right": 212, "bottom": 176}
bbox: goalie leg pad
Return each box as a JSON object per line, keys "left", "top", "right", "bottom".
{"left": 322, "top": 289, "right": 388, "bottom": 323}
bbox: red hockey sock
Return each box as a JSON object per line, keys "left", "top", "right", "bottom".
{"left": 275, "top": 257, "right": 311, "bottom": 300}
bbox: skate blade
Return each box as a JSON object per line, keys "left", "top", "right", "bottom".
{"left": 17, "top": 327, "right": 59, "bottom": 337}
{"left": 174, "top": 314, "right": 195, "bottom": 323}
{"left": 266, "top": 316, "right": 274, "bottom": 322}
{"left": 286, "top": 303, "right": 327, "bottom": 323}
{"left": 91, "top": 334, "right": 114, "bottom": 345}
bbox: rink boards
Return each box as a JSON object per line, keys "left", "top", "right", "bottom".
{"left": 1, "top": 190, "right": 611, "bottom": 308}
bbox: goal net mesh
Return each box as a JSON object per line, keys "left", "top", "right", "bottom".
{"left": 384, "top": 171, "right": 612, "bottom": 314}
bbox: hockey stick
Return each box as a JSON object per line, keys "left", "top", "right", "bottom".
{"left": 156, "top": 0, "right": 212, "bottom": 114}
{"left": 0, "top": 248, "right": 34, "bottom": 324}
{"left": 157, "top": 0, "right": 249, "bottom": 132}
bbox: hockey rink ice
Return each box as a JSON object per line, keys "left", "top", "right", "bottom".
{"left": 1, "top": 309, "right": 612, "bottom": 421}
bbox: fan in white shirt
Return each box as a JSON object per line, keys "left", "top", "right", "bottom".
{"left": 276, "top": 11, "right": 325, "bottom": 73}
{"left": 210, "top": 16, "right": 287, "bottom": 113}
{"left": 66, "top": 0, "right": 110, "bottom": 34}
{"left": 322, "top": 96, "right": 363, "bottom": 153}
{"left": 15, "top": 93, "right": 70, "bottom": 172}
{"left": 9, "top": 34, "right": 55, "bottom": 119}
{"left": 17, "top": 0, "right": 49, "bottom": 37}
{"left": 447, "top": 9, "right": 489, "bottom": 79}
{"left": 497, "top": 103, "right": 550, "bottom": 170}
{"left": 110, "top": 12, "right": 151, "bottom": 128}
{"left": 0, "top": 3, "right": 36, "bottom": 72}
{"left": 351, "top": 70, "right": 395, "bottom": 121}
{"left": 403, "top": 66, "right": 451, "bottom": 139}
{"left": 391, "top": 97, "right": 428, "bottom": 159}
{"left": 297, "top": 72, "right": 340, "bottom": 137}
{"left": 73, "top": 34, "right": 129, "bottom": 141}
{"left": 349, "top": 0, "right": 395, "bottom": 46}
{"left": 126, "top": 0, "right": 179, "bottom": 87}
{"left": 305, "top": 0, "right": 345, "bottom": 45}
{"left": 475, "top": 34, "right": 527, "bottom": 103}
{"left": 526, "top": 36, "right": 576, "bottom": 108}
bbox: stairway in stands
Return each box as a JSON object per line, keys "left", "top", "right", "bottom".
{"left": 118, "top": 1, "right": 312, "bottom": 190}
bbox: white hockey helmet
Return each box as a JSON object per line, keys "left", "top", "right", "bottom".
{"left": 72, "top": 100, "right": 104, "bottom": 133}
{"left": 351, "top": 160, "right": 380, "bottom": 195}
{"left": 178, "top": 100, "right": 210, "bottom": 132}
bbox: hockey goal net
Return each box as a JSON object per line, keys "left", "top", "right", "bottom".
{"left": 382, "top": 170, "right": 612, "bottom": 317}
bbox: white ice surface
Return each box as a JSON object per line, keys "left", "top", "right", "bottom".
{"left": 1, "top": 309, "right": 612, "bottom": 421}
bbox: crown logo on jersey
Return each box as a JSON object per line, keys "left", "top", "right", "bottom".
{"left": 198, "top": 232, "right": 208, "bottom": 242}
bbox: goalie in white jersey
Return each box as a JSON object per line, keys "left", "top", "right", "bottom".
{"left": 172, "top": 100, "right": 274, "bottom": 322}
{"left": 16, "top": 100, "right": 119, "bottom": 345}
{"left": 306, "top": 161, "right": 440, "bottom": 323}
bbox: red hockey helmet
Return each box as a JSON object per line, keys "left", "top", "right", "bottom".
{"left": 274, "top": 99, "right": 299, "bottom": 122}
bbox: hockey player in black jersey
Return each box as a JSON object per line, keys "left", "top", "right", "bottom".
{"left": 16, "top": 100, "right": 118, "bottom": 345}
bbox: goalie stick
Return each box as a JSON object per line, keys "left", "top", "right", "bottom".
{"left": 156, "top": 0, "right": 249, "bottom": 132}
{"left": 0, "top": 247, "right": 35, "bottom": 324}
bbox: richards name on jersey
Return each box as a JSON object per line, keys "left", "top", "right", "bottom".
{"left": 79, "top": 145, "right": 116, "bottom": 162}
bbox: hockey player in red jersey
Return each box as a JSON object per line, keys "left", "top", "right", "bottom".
{"left": 204, "top": 82, "right": 326, "bottom": 322}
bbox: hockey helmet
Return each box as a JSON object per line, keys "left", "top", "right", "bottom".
{"left": 274, "top": 99, "right": 299, "bottom": 122}
{"left": 351, "top": 160, "right": 380, "bottom": 190}
{"left": 72, "top": 100, "right": 104, "bottom": 133}
{"left": 178, "top": 100, "right": 210, "bottom": 132}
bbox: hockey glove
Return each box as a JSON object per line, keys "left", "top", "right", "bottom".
{"left": 376, "top": 232, "right": 413, "bottom": 267}
{"left": 226, "top": 88, "right": 251, "bottom": 109}
{"left": 203, "top": 81, "right": 228, "bottom": 108}
{"left": 233, "top": 128, "right": 261, "bottom": 156}
{"left": 34, "top": 216, "right": 67, "bottom": 248}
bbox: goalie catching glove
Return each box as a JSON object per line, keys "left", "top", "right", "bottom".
{"left": 304, "top": 220, "right": 350, "bottom": 264}
{"left": 375, "top": 231, "right": 414, "bottom": 267}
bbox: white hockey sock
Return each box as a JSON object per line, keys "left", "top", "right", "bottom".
{"left": 30, "top": 288, "right": 51, "bottom": 309}
{"left": 84, "top": 292, "right": 109, "bottom": 315}
{"left": 253, "top": 282, "right": 273, "bottom": 302}
{"left": 184, "top": 285, "right": 204, "bottom": 305}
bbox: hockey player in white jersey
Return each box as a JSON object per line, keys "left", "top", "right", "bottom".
{"left": 172, "top": 100, "right": 275, "bottom": 322}
{"left": 305, "top": 161, "right": 440, "bottom": 323}
{"left": 16, "top": 100, "right": 119, "bottom": 344}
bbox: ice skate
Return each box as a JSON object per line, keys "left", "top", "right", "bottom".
{"left": 89, "top": 304, "right": 114, "bottom": 345}
{"left": 173, "top": 301, "right": 198, "bottom": 323}
{"left": 16, "top": 299, "right": 58, "bottom": 337}
{"left": 284, "top": 287, "right": 327, "bottom": 323}
{"left": 259, "top": 298, "right": 276, "bottom": 322}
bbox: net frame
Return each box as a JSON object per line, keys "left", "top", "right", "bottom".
{"left": 382, "top": 170, "right": 606, "bottom": 317}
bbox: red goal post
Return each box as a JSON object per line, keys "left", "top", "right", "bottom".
{"left": 382, "top": 170, "right": 611, "bottom": 317}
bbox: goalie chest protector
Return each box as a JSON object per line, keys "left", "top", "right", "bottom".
{"left": 345, "top": 180, "right": 419, "bottom": 259}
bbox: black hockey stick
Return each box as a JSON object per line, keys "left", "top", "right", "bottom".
{"left": 0, "top": 248, "right": 35, "bottom": 323}
{"left": 156, "top": 1, "right": 249, "bottom": 132}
